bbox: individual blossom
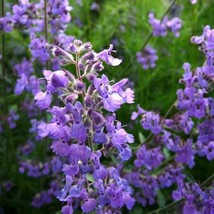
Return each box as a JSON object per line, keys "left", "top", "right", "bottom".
{"left": 148, "top": 12, "right": 167, "bottom": 37}
{"left": 136, "top": 46, "right": 158, "bottom": 70}
{"left": 191, "top": 25, "right": 214, "bottom": 65}
{"left": 29, "top": 34, "right": 50, "bottom": 64}
{"left": 134, "top": 145, "right": 164, "bottom": 170}
{"left": 7, "top": 109, "right": 19, "bottom": 129}
{"left": 0, "top": 15, "right": 14, "bottom": 32}
{"left": 97, "top": 44, "right": 122, "bottom": 66}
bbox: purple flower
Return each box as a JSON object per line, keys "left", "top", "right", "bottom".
{"left": 51, "top": 46, "right": 75, "bottom": 66}
{"left": 29, "top": 34, "right": 50, "bottom": 64}
{"left": 43, "top": 70, "right": 69, "bottom": 92}
{"left": 123, "top": 193, "right": 135, "bottom": 210}
{"left": 34, "top": 91, "right": 52, "bottom": 109}
{"left": 134, "top": 145, "right": 164, "bottom": 170}
{"left": 81, "top": 198, "right": 97, "bottom": 213}
{"left": 94, "top": 129, "right": 107, "bottom": 144}
{"left": 148, "top": 12, "right": 182, "bottom": 37}
{"left": 69, "top": 144, "right": 91, "bottom": 161}
{"left": 51, "top": 140, "right": 70, "bottom": 157}
{"left": 148, "top": 12, "right": 167, "bottom": 37}
{"left": 136, "top": 46, "right": 158, "bottom": 70}
{"left": 183, "top": 202, "right": 196, "bottom": 214}
{"left": 0, "top": 16, "right": 13, "bottom": 32}
{"left": 191, "top": 25, "right": 214, "bottom": 65}
{"left": 198, "top": 119, "right": 214, "bottom": 143}
{"left": 14, "top": 73, "right": 28, "bottom": 95}
{"left": 140, "top": 110, "right": 162, "bottom": 134}
{"left": 91, "top": 2, "right": 100, "bottom": 11}
{"left": 175, "top": 139, "right": 195, "bottom": 168}
{"left": 7, "top": 109, "right": 19, "bottom": 129}
{"left": 205, "top": 142, "right": 214, "bottom": 161}
{"left": 166, "top": 17, "right": 182, "bottom": 37}
{"left": 62, "top": 163, "right": 79, "bottom": 176}
{"left": 97, "top": 44, "right": 122, "bottom": 66}
{"left": 93, "top": 165, "right": 108, "bottom": 180}
{"left": 70, "top": 122, "right": 87, "bottom": 142}
{"left": 62, "top": 205, "right": 73, "bottom": 214}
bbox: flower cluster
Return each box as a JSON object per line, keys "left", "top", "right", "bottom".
{"left": 131, "top": 25, "right": 214, "bottom": 213}
{"left": 0, "top": 0, "right": 76, "bottom": 208}
{"left": 34, "top": 40, "right": 135, "bottom": 213}
{"left": 1, "top": 0, "right": 213, "bottom": 213}
{"left": 148, "top": 12, "right": 182, "bottom": 38}
{"left": 136, "top": 9, "right": 182, "bottom": 70}
{"left": 136, "top": 46, "right": 158, "bottom": 70}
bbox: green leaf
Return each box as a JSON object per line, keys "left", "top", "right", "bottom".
{"left": 163, "top": 148, "right": 170, "bottom": 158}
{"left": 157, "top": 189, "right": 166, "bottom": 208}
{"left": 183, "top": 170, "right": 195, "bottom": 184}
{"left": 86, "top": 174, "right": 94, "bottom": 182}
{"left": 138, "top": 132, "right": 146, "bottom": 143}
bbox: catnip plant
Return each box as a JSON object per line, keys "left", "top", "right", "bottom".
{"left": 130, "top": 25, "right": 214, "bottom": 213}
{"left": 0, "top": 0, "right": 214, "bottom": 214}
{"left": 34, "top": 40, "right": 135, "bottom": 213}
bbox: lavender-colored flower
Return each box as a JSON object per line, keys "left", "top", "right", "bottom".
{"left": 7, "top": 109, "right": 19, "bottom": 129}
{"left": 14, "top": 73, "right": 28, "bottom": 95}
{"left": 191, "top": 25, "right": 214, "bottom": 65}
{"left": 97, "top": 44, "right": 122, "bottom": 66}
{"left": 136, "top": 46, "right": 158, "bottom": 70}
{"left": 34, "top": 91, "right": 52, "bottom": 109}
{"left": 81, "top": 198, "right": 97, "bottom": 213}
{"left": 29, "top": 34, "right": 50, "bottom": 64}
{"left": 183, "top": 202, "right": 196, "bottom": 214}
{"left": 141, "top": 110, "right": 162, "bottom": 134}
{"left": 134, "top": 145, "right": 164, "bottom": 170}
{"left": 148, "top": 12, "right": 182, "bottom": 37}
{"left": 0, "top": 16, "right": 13, "bottom": 32}
{"left": 62, "top": 205, "right": 73, "bottom": 214}
{"left": 93, "top": 74, "right": 134, "bottom": 112}
{"left": 148, "top": 12, "right": 167, "bottom": 37}
{"left": 51, "top": 140, "right": 70, "bottom": 157}
{"left": 14, "top": 58, "right": 34, "bottom": 77}
{"left": 43, "top": 69, "right": 69, "bottom": 92}
{"left": 197, "top": 119, "right": 214, "bottom": 143}
{"left": 90, "top": 2, "right": 100, "bottom": 11}
{"left": 175, "top": 139, "right": 195, "bottom": 168}
{"left": 166, "top": 17, "right": 182, "bottom": 37}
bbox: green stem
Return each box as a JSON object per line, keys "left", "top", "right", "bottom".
{"left": 117, "top": 0, "right": 177, "bottom": 77}
{"left": 76, "top": 53, "right": 82, "bottom": 81}
{"left": 44, "top": 0, "right": 48, "bottom": 42}
{"left": 1, "top": 0, "right": 8, "bottom": 115}
{"left": 140, "top": 0, "right": 176, "bottom": 52}
{"left": 44, "top": 0, "right": 49, "bottom": 70}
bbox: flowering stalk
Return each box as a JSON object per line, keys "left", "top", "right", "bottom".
{"left": 130, "top": 25, "right": 214, "bottom": 213}
{"left": 118, "top": 0, "right": 178, "bottom": 75}
{"left": 34, "top": 40, "right": 135, "bottom": 213}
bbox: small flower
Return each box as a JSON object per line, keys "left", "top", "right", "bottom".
{"left": 81, "top": 198, "right": 97, "bottom": 213}
{"left": 34, "top": 91, "right": 52, "bottom": 109}
{"left": 97, "top": 44, "right": 122, "bottom": 66}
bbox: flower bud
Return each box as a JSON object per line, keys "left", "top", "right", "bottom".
{"left": 75, "top": 80, "right": 85, "bottom": 92}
